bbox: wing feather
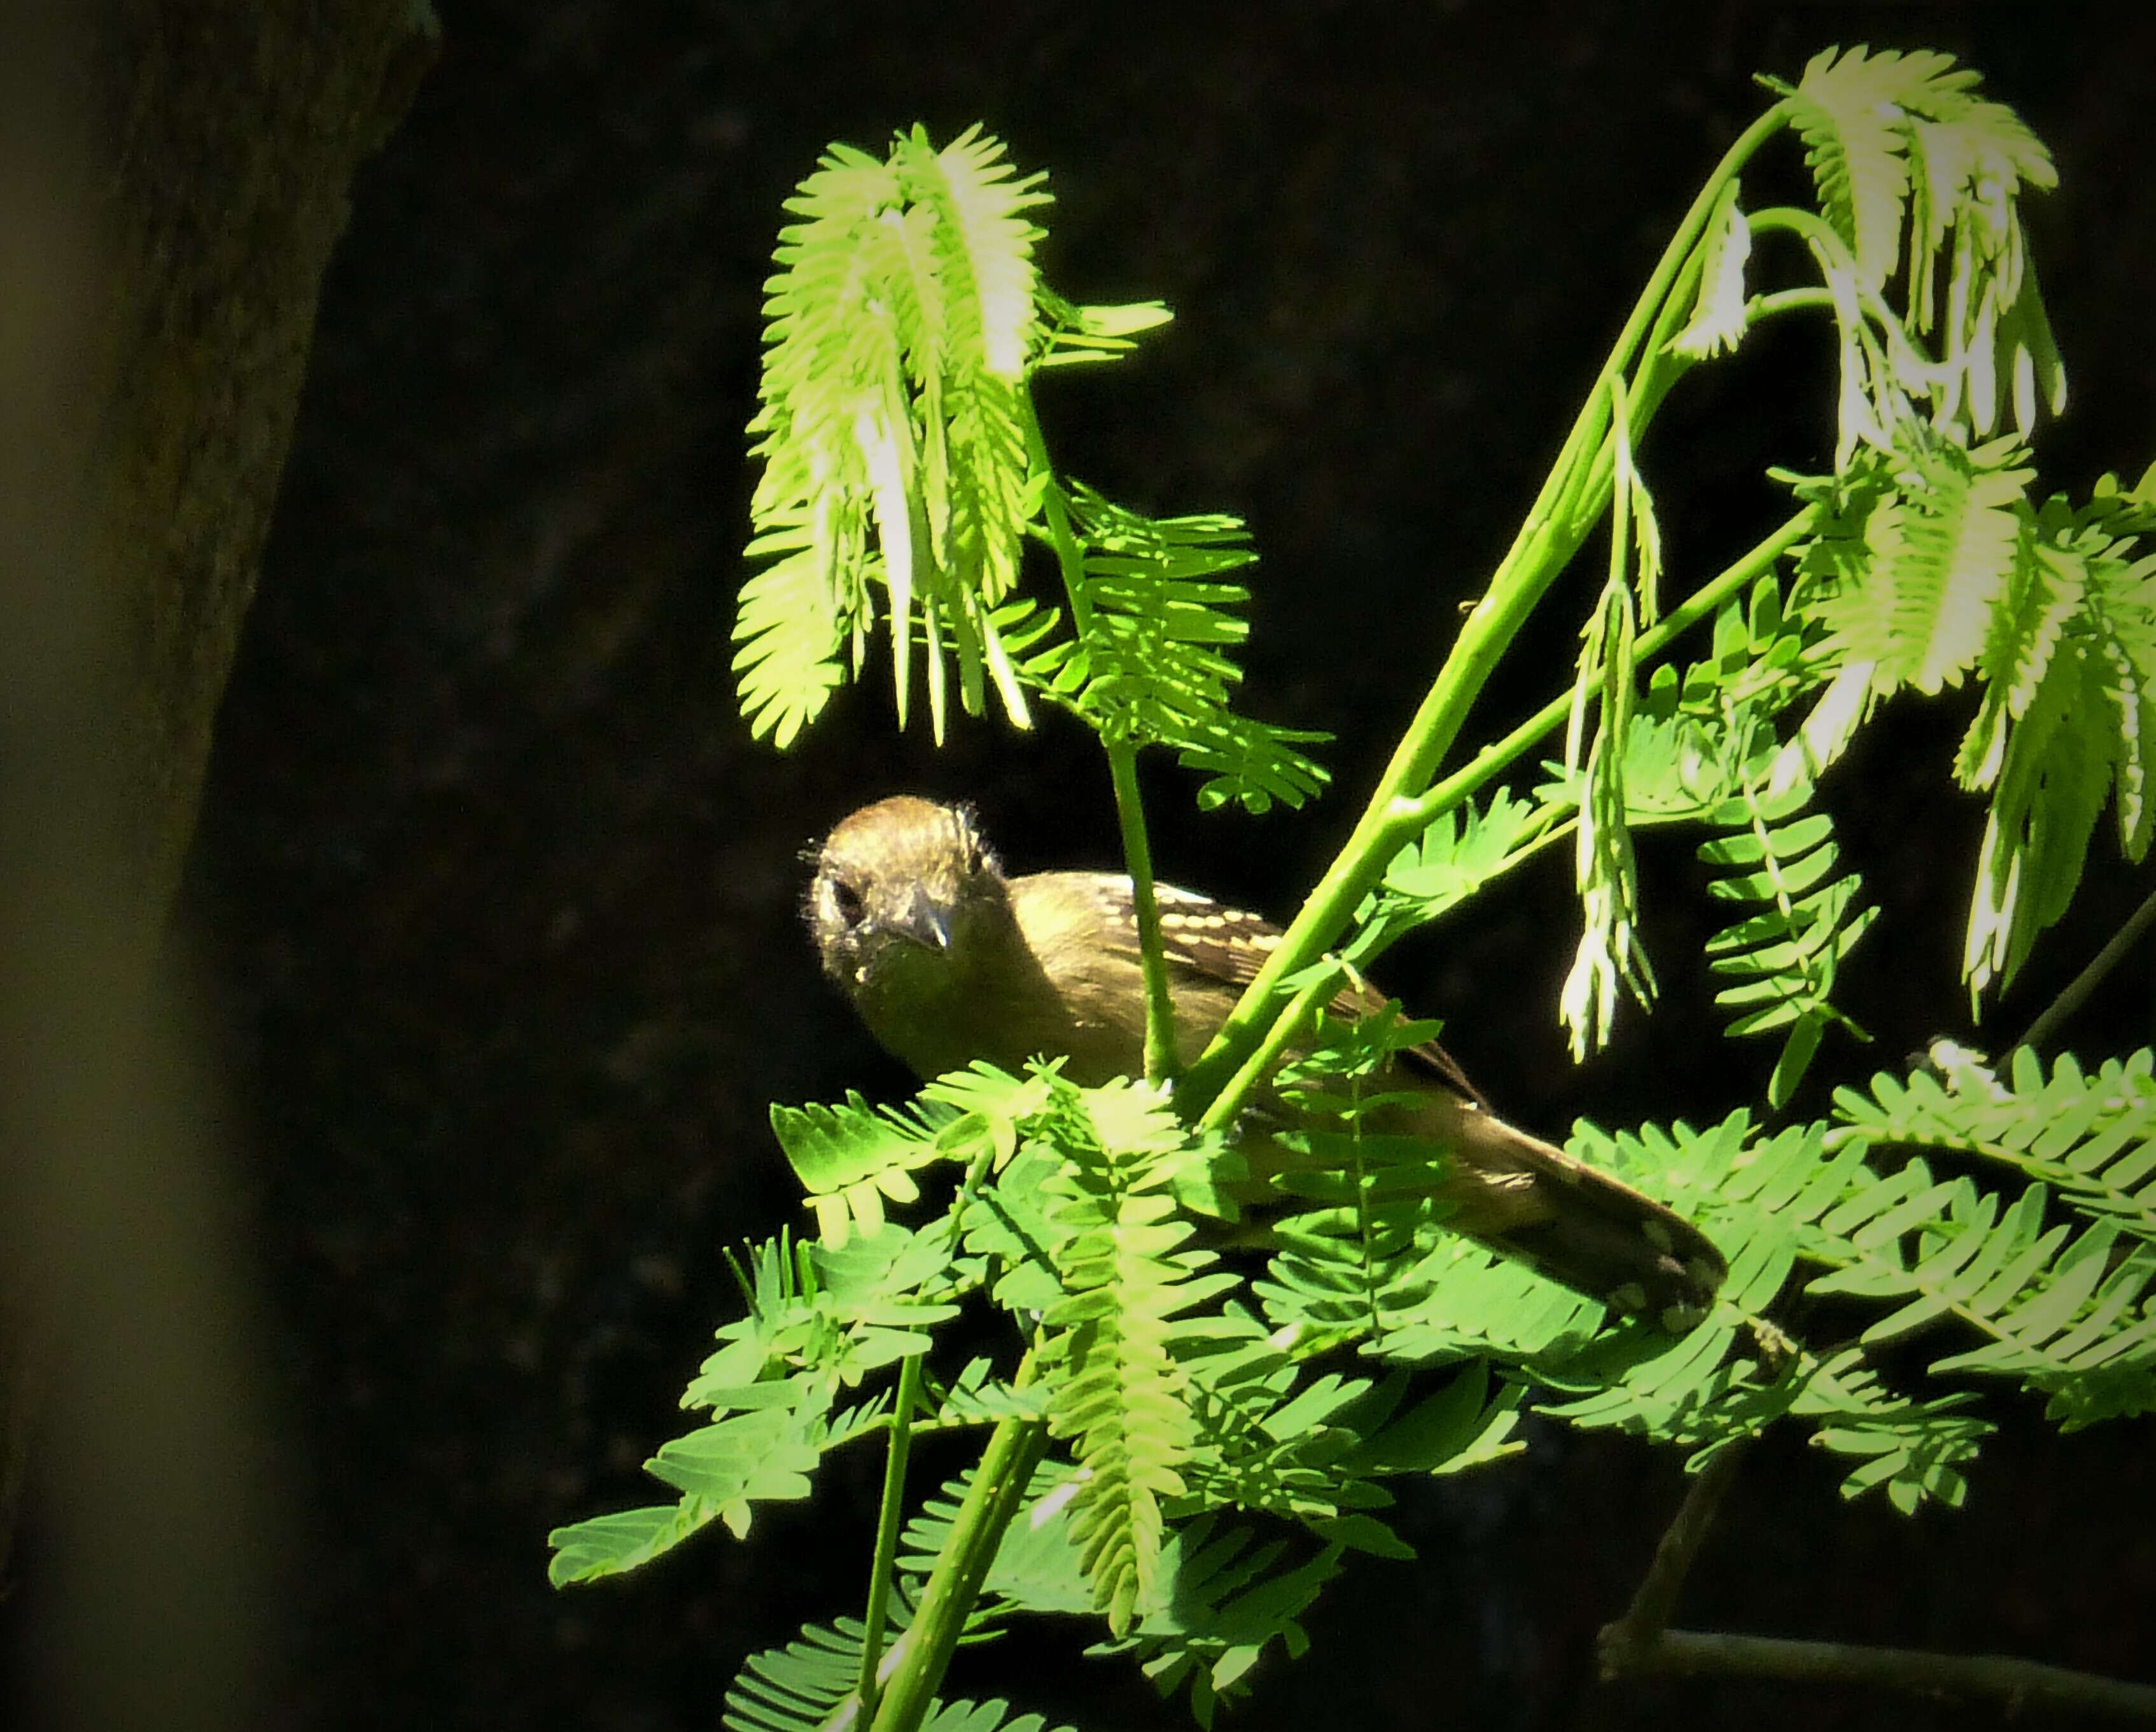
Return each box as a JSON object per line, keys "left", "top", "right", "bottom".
{"left": 1068, "top": 872, "right": 1487, "bottom": 1106}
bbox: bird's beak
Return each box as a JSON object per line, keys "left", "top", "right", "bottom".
{"left": 889, "top": 886, "right": 953, "bottom": 952}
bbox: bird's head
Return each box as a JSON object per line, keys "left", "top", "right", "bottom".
{"left": 806, "top": 796, "right": 1012, "bottom": 1000}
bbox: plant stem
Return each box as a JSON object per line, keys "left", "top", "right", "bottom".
{"left": 856, "top": 1349, "right": 925, "bottom": 1721}
{"left": 1196, "top": 959, "right": 1340, "bottom": 1135}
{"left": 1399, "top": 504, "right": 1817, "bottom": 832}
{"left": 867, "top": 1367, "right": 1047, "bottom": 1732}
{"left": 1600, "top": 1441, "right": 1748, "bottom": 1656}
{"left": 2017, "top": 878, "right": 2156, "bottom": 1054}
{"left": 1193, "top": 501, "right": 1818, "bottom": 1135}
{"left": 1020, "top": 398, "right": 1179, "bottom": 1081}
{"left": 1108, "top": 741, "right": 1179, "bottom": 1083}
{"left": 1175, "top": 102, "right": 1793, "bottom": 1120}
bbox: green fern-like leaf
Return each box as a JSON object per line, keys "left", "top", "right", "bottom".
{"left": 772, "top": 1091, "right": 959, "bottom": 1247}
{"left": 1789, "top": 1346, "right": 1990, "bottom": 1512}
{"left": 1102, "top": 1516, "right": 1347, "bottom": 1726}
{"left": 1470, "top": 1115, "right": 1998, "bottom": 1507}
{"left": 1962, "top": 493, "right": 2156, "bottom": 991}
{"left": 549, "top": 1225, "right": 972, "bottom": 1584}
{"left": 732, "top": 520, "right": 849, "bottom": 747}
{"left": 1835, "top": 1047, "right": 2156, "bottom": 1257}
{"left": 1781, "top": 45, "right": 1954, "bottom": 292}
{"left": 1355, "top": 787, "right": 1551, "bottom": 959}
{"left": 1819, "top": 435, "right": 2032, "bottom": 700}
{"left": 1819, "top": 1049, "right": 2156, "bottom": 1428}
{"left": 721, "top": 1598, "right": 1065, "bottom": 1732}
{"left": 1697, "top": 774, "right": 1875, "bottom": 1103}
{"left": 737, "top": 127, "right": 1052, "bottom": 745}
{"left": 724, "top": 1610, "right": 874, "bottom": 1732}
{"left": 1025, "top": 484, "right": 1329, "bottom": 811}
{"left": 1029, "top": 1079, "right": 1224, "bottom": 1633}
{"left": 1033, "top": 287, "right": 1175, "bottom": 370}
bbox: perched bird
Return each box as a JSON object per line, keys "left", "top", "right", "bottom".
{"left": 806, "top": 794, "right": 1725, "bottom": 1325}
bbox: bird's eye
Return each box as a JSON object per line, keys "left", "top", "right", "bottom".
{"left": 829, "top": 877, "right": 865, "bottom": 927}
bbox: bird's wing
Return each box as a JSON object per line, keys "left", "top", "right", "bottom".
{"left": 1072, "top": 872, "right": 1488, "bottom": 1107}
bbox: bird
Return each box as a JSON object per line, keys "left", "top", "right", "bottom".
{"left": 805, "top": 794, "right": 1726, "bottom": 1326}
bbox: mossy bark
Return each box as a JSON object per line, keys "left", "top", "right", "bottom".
{"left": 0, "top": 0, "right": 438, "bottom": 1665}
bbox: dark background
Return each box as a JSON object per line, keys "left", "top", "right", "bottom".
{"left": 31, "top": 4, "right": 2156, "bottom": 1728}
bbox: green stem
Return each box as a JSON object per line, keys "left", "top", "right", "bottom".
{"left": 1751, "top": 286, "right": 1835, "bottom": 321}
{"left": 1196, "top": 959, "right": 1341, "bottom": 1135}
{"left": 1198, "top": 503, "right": 1816, "bottom": 1133}
{"left": 1107, "top": 743, "right": 1179, "bottom": 1082}
{"left": 1175, "top": 101, "right": 1793, "bottom": 1118}
{"left": 1021, "top": 398, "right": 1177, "bottom": 1081}
{"left": 1397, "top": 504, "right": 1819, "bottom": 834}
{"left": 1019, "top": 397, "right": 1095, "bottom": 637}
{"left": 857, "top": 1350, "right": 925, "bottom": 1720}
{"left": 866, "top": 1362, "right": 1047, "bottom": 1732}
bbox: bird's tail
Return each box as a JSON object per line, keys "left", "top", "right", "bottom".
{"left": 1433, "top": 1104, "right": 1727, "bottom": 1327}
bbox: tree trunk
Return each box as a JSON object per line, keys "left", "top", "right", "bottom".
{"left": 0, "top": 3, "right": 437, "bottom": 1722}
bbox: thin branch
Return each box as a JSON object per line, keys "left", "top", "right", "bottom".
{"left": 1400, "top": 504, "right": 1818, "bottom": 835}
{"left": 2017, "top": 877, "right": 2156, "bottom": 1055}
{"left": 1108, "top": 741, "right": 1179, "bottom": 1084}
{"left": 1600, "top": 1440, "right": 1749, "bottom": 1656}
{"left": 1603, "top": 1628, "right": 2156, "bottom": 1721}
{"left": 856, "top": 1349, "right": 925, "bottom": 1720}
{"left": 867, "top": 1364, "right": 1046, "bottom": 1732}
{"left": 1600, "top": 1442, "right": 2156, "bottom": 1722}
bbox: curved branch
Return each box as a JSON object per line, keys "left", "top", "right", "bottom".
{"left": 1603, "top": 1628, "right": 2156, "bottom": 1721}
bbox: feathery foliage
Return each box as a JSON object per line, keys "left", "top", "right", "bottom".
{"left": 557, "top": 50, "right": 2156, "bottom": 1731}
{"left": 734, "top": 123, "right": 1326, "bottom": 813}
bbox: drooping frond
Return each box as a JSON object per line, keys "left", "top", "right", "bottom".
{"left": 1960, "top": 484, "right": 2156, "bottom": 993}
{"left": 736, "top": 127, "right": 1052, "bottom": 743}
{"left": 1665, "top": 179, "right": 1753, "bottom": 361}
{"left": 1954, "top": 531, "right": 2083, "bottom": 789}
{"left": 1764, "top": 460, "right": 2154, "bottom": 1003}
{"left": 1742, "top": 47, "right": 2061, "bottom": 474}
{"left": 1777, "top": 46, "right": 1963, "bottom": 291}
{"left": 1816, "top": 435, "right": 2031, "bottom": 699}
{"left": 1552, "top": 388, "right": 1660, "bottom": 1059}
{"left": 1762, "top": 46, "right": 2063, "bottom": 459}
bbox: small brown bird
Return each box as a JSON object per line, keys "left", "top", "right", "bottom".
{"left": 806, "top": 795, "right": 1725, "bottom": 1325}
